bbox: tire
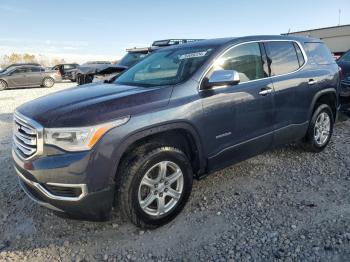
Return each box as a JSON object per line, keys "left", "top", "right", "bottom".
{"left": 0, "top": 80, "right": 7, "bottom": 91}
{"left": 42, "top": 77, "right": 55, "bottom": 88}
{"left": 302, "top": 104, "right": 334, "bottom": 152}
{"left": 117, "top": 145, "right": 193, "bottom": 228}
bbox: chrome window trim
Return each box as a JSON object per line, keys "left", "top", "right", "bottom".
{"left": 15, "top": 166, "right": 88, "bottom": 202}
{"left": 13, "top": 110, "right": 44, "bottom": 160}
{"left": 198, "top": 39, "right": 308, "bottom": 91}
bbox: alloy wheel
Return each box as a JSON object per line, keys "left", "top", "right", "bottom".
{"left": 138, "top": 161, "right": 184, "bottom": 217}
{"left": 314, "top": 112, "right": 331, "bottom": 146}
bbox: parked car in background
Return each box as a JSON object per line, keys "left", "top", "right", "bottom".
{"left": 51, "top": 63, "right": 79, "bottom": 82}
{"left": 92, "top": 47, "right": 149, "bottom": 83}
{"left": 0, "top": 63, "right": 41, "bottom": 74}
{"left": 337, "top": 49, "right": 350, "bottom": 113}
{"left": 13, "top": 35, "right": 340, "bottom": 228}
{"left": 75, "top": 61, "right": 112, "bottom": 85}
{"left": 0, "top": 65, "right": 61, "bottom": 90}
{"left": 77, "top": 39, "right": 203, "bottom": 85}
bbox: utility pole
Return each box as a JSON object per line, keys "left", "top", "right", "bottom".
{"left": 338, "top": 9, "right": 341, "bottom": 26}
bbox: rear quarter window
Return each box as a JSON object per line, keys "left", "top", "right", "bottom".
{"left": 304, "top": 42, "right": 334, "bottom": 65}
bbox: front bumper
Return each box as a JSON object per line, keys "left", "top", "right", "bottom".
{"left": 13, "top": 148, "right": 115, "bottom": 219}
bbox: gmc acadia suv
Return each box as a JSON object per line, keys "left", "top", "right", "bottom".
{"left": 13, "top": 36, "right": 340, "bottom": 228}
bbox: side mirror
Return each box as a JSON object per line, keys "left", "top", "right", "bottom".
{"left": 203, "top": 70, "right": 240, "bottom": 89}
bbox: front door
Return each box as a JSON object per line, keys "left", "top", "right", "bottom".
{"left": 7, "top": 67, "right": 28, "bottom": 87}
{"left": 199, "top": 42, "right": 275, "bottom": 171}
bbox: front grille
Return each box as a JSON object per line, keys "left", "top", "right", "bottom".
{"left": 13, "top": 113, "right": 38, "bottom": 159}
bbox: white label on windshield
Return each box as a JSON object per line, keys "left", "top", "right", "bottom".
{"left": 178, "top": 51, "right": 207, "bottom": 60}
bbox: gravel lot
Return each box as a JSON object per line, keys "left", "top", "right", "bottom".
{"left": 1, "top": 82, "right": 350, "bottom": 261}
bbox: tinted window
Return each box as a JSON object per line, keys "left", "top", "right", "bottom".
{"left": 266, "top": 41, "right": 300, "bottom": 76}
{"left": 64, "top": 64, "right": 76, "bottom": 69}
{"left": 118, "top": 52, "right": 149, "bottom": 67}
{"left": 304, "top": 42, "right": 334, "bottom": 65}
{"left": 13, "top": 68, "right": 29, "bottom": 74}
{"left": 339, "top": 50, "right": 350, "bottom": 62}
{"left": 30, "top": 67, "right": 41, "bottom": 72}
{"left": 116, "top": 47, "right": 216, "bottom": 87}
{"left": 209, "top": 42, "right": 266, "bottom": 83}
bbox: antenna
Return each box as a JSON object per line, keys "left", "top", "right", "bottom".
{"left": 338, "top": 9, "right": 341, "bottom": 26}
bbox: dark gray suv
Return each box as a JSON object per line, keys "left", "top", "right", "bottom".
{"left": 13, "top": 35, "right": 340, "bottom": 228}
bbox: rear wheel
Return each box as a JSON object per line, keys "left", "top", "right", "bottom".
{"left": 42, "top": 77, "right": 55, "bottom": 88}
{"left": 0, "top": 80, "right": 7, "bottom": 91}
{"left": 117, "top": 145, "right": 193, "bottom": 228}
{"left": 302, "top": 104, "right": 334, "bottom": 152}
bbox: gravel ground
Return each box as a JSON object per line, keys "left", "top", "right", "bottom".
{"left": 0, "top": 83, "right": 350, "bottom": 261}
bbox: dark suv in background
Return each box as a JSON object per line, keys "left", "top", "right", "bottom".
{"left": 13, "top": 35, "right": 340, "bottom": 228}
{"left": 337, "top": 49, "right": 350, "bottom": 113}
{"left": 77, "top": 39, "right": 203, "bottom": 85}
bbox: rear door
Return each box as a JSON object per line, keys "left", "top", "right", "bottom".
{"left": 264, "top": 41, "right": 309, "bottom": 144}
{"left": 200, "top": 42, "right": 275, "bottom": 170}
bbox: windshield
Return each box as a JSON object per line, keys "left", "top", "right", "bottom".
{"left": 118, "top": 52, "right": 149, "bottom": 67}
{"left": 115, "top": 47, "right": 216, "bottom": 87}
{"left": 2, "top": 66, "right": 17, "bottom": 73}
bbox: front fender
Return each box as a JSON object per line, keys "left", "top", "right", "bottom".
{"left": 110, "top": 121, "right": 206, "bottom": 181}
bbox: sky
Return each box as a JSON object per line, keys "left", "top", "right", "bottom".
{"left": 1, "top": 0, "right": 350, "bottom": 63}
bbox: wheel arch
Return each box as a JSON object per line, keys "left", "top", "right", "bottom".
{"left": 113, "top": 122, "right": 207, "bottom": 181}
{"left": 308, "top": 88, "right": 338, "bottom": 121}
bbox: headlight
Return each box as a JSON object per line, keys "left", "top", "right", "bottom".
{"left": 44, "top": 116, "right": 130, "bottom": 151}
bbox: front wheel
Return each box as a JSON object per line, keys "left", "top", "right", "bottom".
{"left": 117, "top": 146, "right": 193, "bottom": 228}
{"left": 0, "top": 80, "right": 8, "bottom": 91}
{"left": 302, "top": 104, "right": 334, "bottom": 152}
{"left": 42, "top": 77, "right": 55, "bottom": 88}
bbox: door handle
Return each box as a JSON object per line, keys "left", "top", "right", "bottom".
{"left": 259, "top": 88, "right": 273, "bottom": 96}
{"left": 308, "top": 79, "right": 317, "bottom": 85}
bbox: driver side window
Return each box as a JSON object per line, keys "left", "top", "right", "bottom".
{"left": 209, "top": 42, "right": 267, "bottom": 83}
{"left": 13, "top": 68, "right": 27, "bottom": 74}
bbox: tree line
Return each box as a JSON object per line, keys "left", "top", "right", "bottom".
{"left": 0, "top": 53, "right": 67, "bottom": 68}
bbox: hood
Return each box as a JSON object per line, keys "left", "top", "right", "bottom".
{"left": 96, "top": 65, "right": 128, "bottom": 75}
{"left": 77, "top": 64, "right": 113, "bottom": 75}
{"left": 17, "top": 83, "right": 173, "bottom": 127}
{"left": 338, "top": 61, "right": 350, "bottom": 77}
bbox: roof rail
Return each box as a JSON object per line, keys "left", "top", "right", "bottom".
{"left": 152, "top": 39, "right": 204, "bottom": 47}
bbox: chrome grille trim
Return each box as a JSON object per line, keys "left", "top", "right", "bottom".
{"left": 13, "top": 111, "right": 44, "bottom": 160}
{"left": 13, "top": 137, "right": 37, "bottom": 155}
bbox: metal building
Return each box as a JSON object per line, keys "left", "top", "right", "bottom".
{"left": 283, "top": 24, "right": 350, "bottom": 57}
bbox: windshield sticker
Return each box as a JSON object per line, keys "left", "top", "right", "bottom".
{"left": 178, "top": 51, "right": 208, "bottom": 60}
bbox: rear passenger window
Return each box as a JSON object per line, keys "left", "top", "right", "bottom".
{"left": 211, "top": 42, "right": 267, "bottom": 83}
{"left": 30, "top": 67, "right": 41, "bottom": 72}
{"left": 304, "top": 42, "right": 334, "bottom": 65}
{"left": 265, "top": 41, "right": 300, "bottom": 76}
